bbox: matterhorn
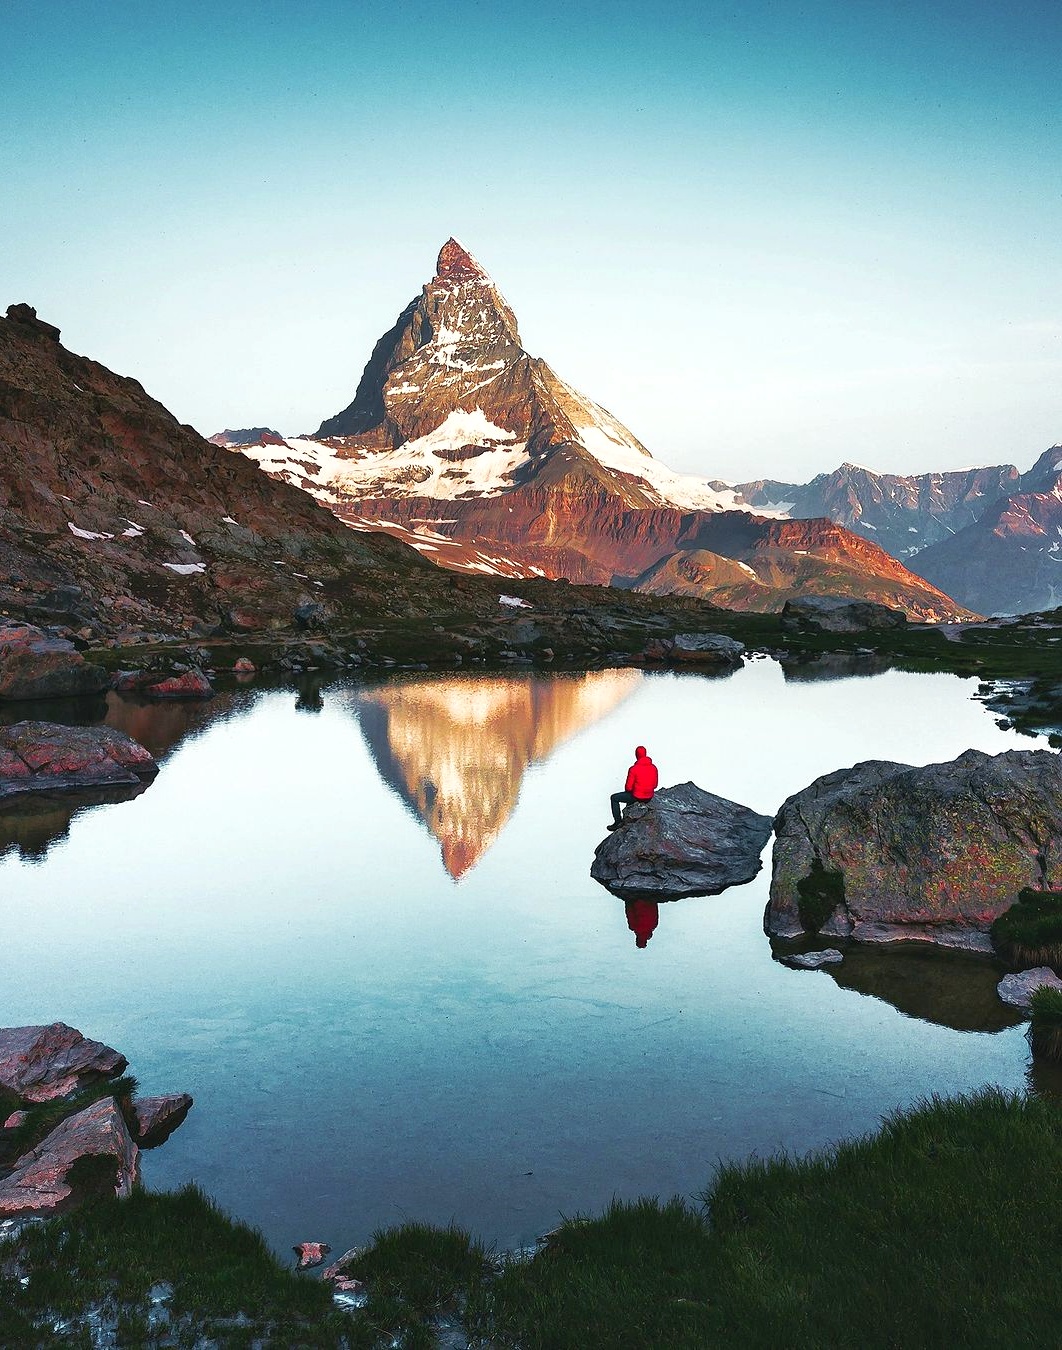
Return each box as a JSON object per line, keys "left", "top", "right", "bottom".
{"left": 224, "top": 240, "right": 972, "bottom": 619}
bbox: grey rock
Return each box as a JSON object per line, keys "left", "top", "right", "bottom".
{"left": 767, "top": 748, "right": 1062, "bottom": 950}
{"left": 591, "top": 781, "right": 773, "bottom": 900}
{"left": 670, "top": 632, "right": 745, "bottom": 663}
{"left": 997, "top": 967, "right": 1062, "bottom": 1011}
{"left": 780, "top": 948, "right": 845, "bottom": 969}
{"left": 780, "top": 596, "right": 908, "bottom": 634}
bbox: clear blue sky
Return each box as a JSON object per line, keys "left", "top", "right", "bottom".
{"left": 3, "top": 0, "right": 1060, "bottom": 481}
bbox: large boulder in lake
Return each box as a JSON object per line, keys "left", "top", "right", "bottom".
{"left": 780, "top": 596, "right": 907, "bottom": 634}
{"left": 0, "top": 622, "right": 109, "bottom": 700}
{"left": 767, "top": 748, "right": 1062, "bottom": 952}
{"left": 591, "top": 781, "right": 773, "bottom": 900}
{"left": 0, "top": 1097, "right": 139, "bottom": 1218}
{"left": 0, "top": 1023, "right": 127, "bottom": 1102}
{"left": 0, "top": 722, "right": 157, "bottom": 800}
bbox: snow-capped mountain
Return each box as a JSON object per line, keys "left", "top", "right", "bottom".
{"left": 225, "top": 240, "right": 973, "bottom": 619}
{"left": 226, "top": 238, "right": 744, "bottom": 514}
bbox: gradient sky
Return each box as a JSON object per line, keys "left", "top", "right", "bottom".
{"left": 3, "top": 0, "right": 1060, "bottom": 482}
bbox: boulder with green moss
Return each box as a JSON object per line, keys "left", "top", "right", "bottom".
{"left": 767, "top": 748, "right": 1062, "bottom": 951}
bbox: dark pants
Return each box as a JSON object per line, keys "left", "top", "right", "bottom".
{"left": 611, "top": 790, "right": 636, "bottom": 825}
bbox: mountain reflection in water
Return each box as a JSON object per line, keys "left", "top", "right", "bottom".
{"left": 346, "top": 670, "right": 642, "bottom": 877}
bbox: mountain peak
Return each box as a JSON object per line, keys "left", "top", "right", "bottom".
{"left": 435, "top": 238, "right": 487, "bottom": 282}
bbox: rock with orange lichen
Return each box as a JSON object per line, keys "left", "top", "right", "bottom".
{"left": 768, "top": 749, "right": 1062, "bottom": 951}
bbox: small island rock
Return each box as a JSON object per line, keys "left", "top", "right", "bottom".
{"left": 293, "top": 1241, "right": 331, "bottom": 1270}
{"left": 591, "top": 781, "right": 773, "bottom": 900}
{"left": 0, "top": 723, "right": 157, "bottom": 801}
{"left": 0, "top": 1023, "right": 127, "bottom": 1103}
{"left": 997, "top": 968, "right": 1062, "bottom": 1011}
{"left": 0, "top": 622, "right": 109, "bottom": 700}
{"left": 767, "top": 748, "right": 1062, "bottom": 951}
{"left": 114, "top": 667, "right": 213, "bottom": 699}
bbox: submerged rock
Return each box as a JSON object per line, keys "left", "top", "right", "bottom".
{"left": 0, "top": 622, "right": 109, "bottom": 700}
{"left": 130, "top": 1094, "right": 194, "bottom": 1149}
{"left": 780, "top": 597, "right": 907, "bottom": 634}
{"left": 591, "top": 781, "right": 773, "bottom": 900}
{"left": 780, "top": 949, "right": 844, "bottom": 969}
{"left": 0, "top": 722, "right": 157, "bottom": 801}
{"left": 0, "top": 1023, "right": 127, "bottom": 1103}
{"left": 767, "top": 748, "right": 1062, "bottom": 951}
{"left": 0, "top": 1097, "right": 139, "bottom": 1218}
{"left": 997, "top": 968, "right": 1062, "bottom": 1011}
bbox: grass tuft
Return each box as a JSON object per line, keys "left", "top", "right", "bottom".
{"left": 1028, "top": 985, "right": 1062, "bottom": 1062}
{"left": 991, "top": 887, "right": 1062, "bottom": 968}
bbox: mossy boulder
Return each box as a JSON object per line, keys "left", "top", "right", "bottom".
{"left": 767, "top": 749, "right": 1062, "bottom": 950}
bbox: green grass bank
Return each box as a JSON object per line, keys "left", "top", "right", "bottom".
{"left": 3, "top": 1088, "right": 1061, "bottom": 1348}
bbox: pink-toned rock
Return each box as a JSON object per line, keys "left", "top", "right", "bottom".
{"left": 233, "top": 657, "right": 256, "bottom": 673}
{"left": 293, "top": 1241, "right": 331, "bottom": 1269}
{"left": 0, "top": 1023, "right": 127, "bottom": 1103}
{"left": 333, "top": 1276, "right": 365, "bottom": 1295}
{"left": 3, "top": 1110, "right": 28, "bottom": 1130}
{"left": 0, "top": 621, "right": 109, "bottom": 701}
{"left": 130, "top": 1093, "right": 193, "bottom": 1149}
{"left": 0, "top": 1097, "right": 139, "bottom": 1218}
{"left": 0, "top": 723, "right": 157, "bottom": 800}
{"left": 114, "top": 668, "right": 213, "bottom": 699}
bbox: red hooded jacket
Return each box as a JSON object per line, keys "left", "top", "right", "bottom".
{"left": 625, "top": 746, "right": 658, "bottom": 800}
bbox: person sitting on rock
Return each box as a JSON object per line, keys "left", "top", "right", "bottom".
{"left": 609, "top": 745, "right": 658, "bottom": 830}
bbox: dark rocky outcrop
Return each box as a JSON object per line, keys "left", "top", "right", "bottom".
{"left": 591, "top": 781, "right": 773, "bottom": 900}
{"left": 767, "top": 749, "right": 1062, "bottom": 951}
{"left": 0, "top": 722, "right": 157, "bottom": 800}
{"left": 0, "top": 1024, "right": 127, "bottom": 1103}
{"left": 780, "top": 596, "right": 907, "bottom": 633}
{"left": 0, "top": 622, "right": 108, "bottom": 700}
{"left": 0, "top": 1097, "right": 139, "bottom": 1218}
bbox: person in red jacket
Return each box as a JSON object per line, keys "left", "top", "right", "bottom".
{"left": 608, "top": 745, "right": 658, "bottom": 830}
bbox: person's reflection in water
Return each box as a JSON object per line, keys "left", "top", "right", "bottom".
{"left": 626, "top": 899, "right": 659, "bottom": 949}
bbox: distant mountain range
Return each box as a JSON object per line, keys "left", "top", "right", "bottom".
{"left": 737, "top": 450, "right": 1062, "bottom": 616}
{"left": 222, "top": 240, "right": 972, "bottom": 621}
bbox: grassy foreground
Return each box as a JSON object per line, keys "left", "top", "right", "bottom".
{"left": 3, "top": 1089, "right": 1061, "bottom": 1347}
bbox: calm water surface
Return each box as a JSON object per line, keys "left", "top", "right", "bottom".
{"left": 1, "top": 659, "right": 1046, "bottom": 1253}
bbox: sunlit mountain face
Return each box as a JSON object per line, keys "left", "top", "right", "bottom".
{"left": 347, "top": 671, "right": 641, "bottom": 877}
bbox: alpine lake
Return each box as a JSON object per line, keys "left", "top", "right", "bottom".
{"left": 1, "top": 656, "right": 1050, "bottom": 1257}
